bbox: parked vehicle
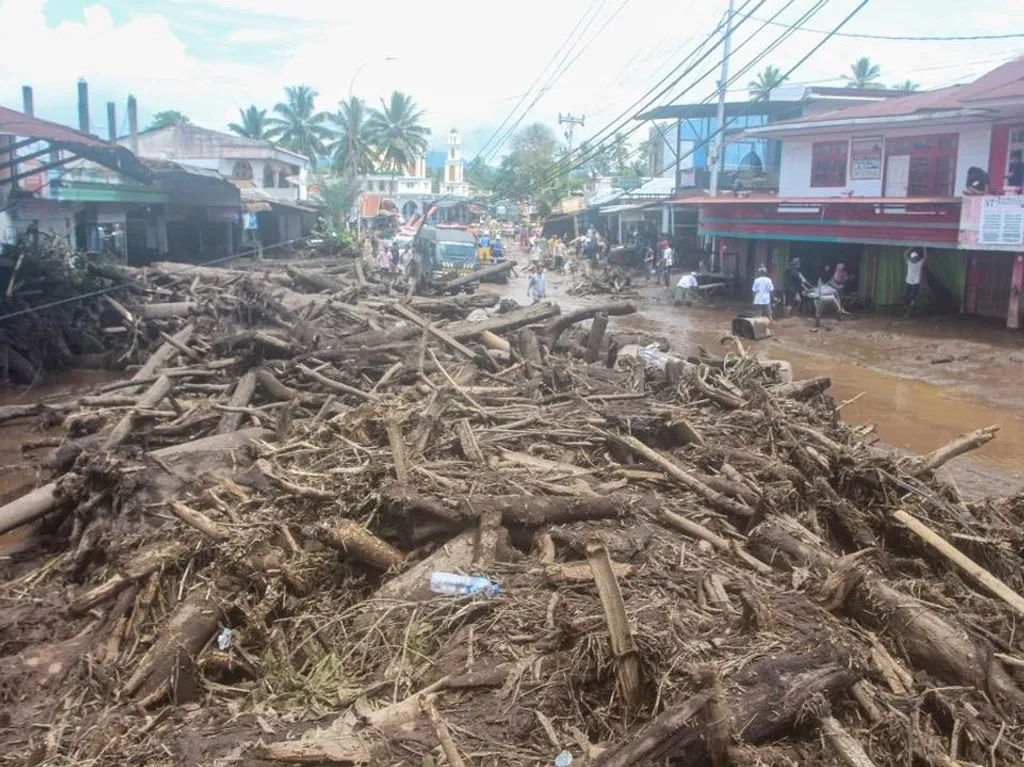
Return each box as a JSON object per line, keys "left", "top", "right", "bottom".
{"left": 411, "top": 225, "right": 480, "bottom": 292}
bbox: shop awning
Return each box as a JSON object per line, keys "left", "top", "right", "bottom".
{"left": 360, "top": 193, "right": 382, "bottom": 218}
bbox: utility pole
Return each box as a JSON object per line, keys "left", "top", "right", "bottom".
{"left": 708, "top": 0, "right": 734, "bottom": 271}
{"left": 708, "top": 0, "right": 734, "bottom": 200}
{"left": 559, "top": 113, "right": 585, "bottom": 153}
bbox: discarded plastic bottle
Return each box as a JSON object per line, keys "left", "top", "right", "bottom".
{"left": 554, "top": 750, "right": 573, "bottom": 767}
{"left": 638, "top": 345, "right": 672, "bottom": 370}
{"left": 430, "top": 571, "right": 500, "bottom": 597}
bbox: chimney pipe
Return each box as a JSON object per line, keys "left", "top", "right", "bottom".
{"left": 107, "top": 102, "right": 117, "bottom": 143}
{"left": 127, "top": 95, "right": 139, "bottom": 155}
{"left": 22, "top": 86, "right": 34, "bottom": 116}
{"left": 77, "top": 78, "right": 90, "bottom": 135}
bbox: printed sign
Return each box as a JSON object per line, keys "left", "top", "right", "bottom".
{"left": 979, "top": 195, "right": 1024, "bottom": 246}
{"left": 243, "top": 213, "right": 259, "bottom": 230}
{"left": 849, "top": 137, "right": 882, "bottom": 180}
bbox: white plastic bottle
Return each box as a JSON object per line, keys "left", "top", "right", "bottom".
{"left": 430, "top": 571, "right": 501, "bottom": 596}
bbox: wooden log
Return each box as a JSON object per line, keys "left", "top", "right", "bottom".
{"left": 658, "top": 508, "right": 730, "bottom": 550}
{"left": 912, "top": 425, "right": 999, "bottom": 476}
{"left": 586, "top": 541, "right": 642, "bottom": 716}
{"left": 389, "top": 487, "right": 631, "bottom": 527}
{"left": 591, "top": 692, "right": 714, "bottom": 767}
{"left": 120, "top": 588, "right": 224, "bottom": 706}
{"left": 443, "top": 301, "right": 560, "bottom": 340}
{"left": 216, "top": 371, "right": 258, "bottom": 434}
{"left": 103, "top": 294, "right": 135, "bottom": 324}
{"left": 157, "top": 330, "right": 200, "bottom": 361}
{"left": 893, "top": 508, "right": 1024, "bottom": 617}
{"left": 479, "top": 330, "right": 510, "bottom": 354}
{"left": 586, "top": 311, "right": 609, "bottom": 363}
{"left": 423, "top": 699, "right": 467, "bottom": 767}
{"left": 296, "top": 364, "right": 379, "bottom": 402}
{"left": 821, "top": 715, "right": 878, "bottom": 767}
{"left": 138, "top": 302, "right": 197, "bottom": 319}
{"left": 126, "top": 321, "right": 194, "bottom": 394}
{"left": 389, "top": 302, "right": 478, "bottom": 361}
{"left": 314, "top": 519, "right": 404, "bottom": 570}
{"left": 169, "top": 501, "right": 230, "bottom": 542}
{"left": 287, "top": 265, "right": 347, "bottom": 293}
{"left": 545, "top": 560, "right": 633, "bottom": 584}
{"left": 602, "top": 430, "right": 754, "bottom": 518}
{"left": 544, "top": 301, "right": 636, "bottom": 346}
{"left": 768, "top": 376, "right": 832, "bottom": 400}
{"left": 352, "top": 259, "right": 368, "bottom": 289}
{"left": 386, "top": 417, "right": 410, "bottom": 482}
{"left": 431, "top": 260, "right": 514, "bottom": 294}
{"left": 518, "top": 327, "right": 542, "bottom": 378}
{"left": 0, "top": 403, "right": 43, "bottom": 424}
{"left": 70, "top": 540, "right": 189, "bottom": 614}
{"left": 103, "top": 374, "right": 174, "bottom": 449}
{"left": 455, "top": 418, "right": 485, "bottom": 464}
{"left": 260, "top": 734, "right": 371, "bottom": 765}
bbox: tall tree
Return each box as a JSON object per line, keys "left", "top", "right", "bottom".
{"left": 842, "top": 57, "right": 884, "bottom": 89}
{"left": 891, "top": 79, "right": 920, "bottom": 92}
{"left": 366, "top": 91, "right": 430, "bottom": 171}
{"left": 228, "top": 106, "right": 272, "bottom": 140}
{"left": 266, "top": 85, "right": 333, "bottom": 166}
{"left": 311, "top": 172, "right": 361, "bottom": 230}
{"left": 146, "top": 110, "right": 191, "bottom": 130}
{"left": 465, "top": 157, "right": 496, "bottom": 191}
{"left": 494, "top": 123, "right": 571, "bottom": 208}
{"left": 748, "top": 65, "right": 787, "bottom": 99}
{"left": 328, "top": 97, "right": 378, "bottom": 176}
{"left": 610, "top": 132, "right": 632, "bottom": 175}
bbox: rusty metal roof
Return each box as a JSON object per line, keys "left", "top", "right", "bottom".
{"left": 0, "top": 105, "right": 152, "bottom": 182}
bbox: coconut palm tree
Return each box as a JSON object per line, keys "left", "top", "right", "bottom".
{"left": 842, "top": 57, "right": 884, "bottom": 89}
{"left": 228, "top": 106, "right": 272, "bottom": 140}
{"left": 891, "top": 79, "right": 920, "bottom": 92}
{"left": 748, "top": 65, "right": 787, "bottom": 99}
{"left": 146, "top": 110, "right": 191, "bottom": 130}
{"left": 366, "top": 91, "right": 430, "bottom": 171}
{"left": 328, "top": 97, "right": 378, "bottom": 176}
{"left": 266, "top": 85, "right": 333, "bottom": 166}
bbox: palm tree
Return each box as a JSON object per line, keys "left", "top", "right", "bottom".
{"left": 891, "top": 79, "right": 920, "bottom": 92}
{"left": 328, "top": 97, "right": 378, "bottom": 176}
{"left": 842, "top": 57, "right": 884, "bottom": 89}
{"left": 266, "top": 85, "right": 333, "bottom": 166}
{"left": 366, "top": 91, "right": 430, "bottom": 171}
{"left": 748, "top": 65, "right": 787, "bottom": 99}
{"left": 228, "top": 106, "right": 272, "bottom": 140}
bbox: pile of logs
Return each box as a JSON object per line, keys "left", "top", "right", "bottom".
{"left": 1, "top": 253, "right": 1023, "bottom": 766}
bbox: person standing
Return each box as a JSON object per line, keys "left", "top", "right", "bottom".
{"left": 527, "top": 264, "right": 547, "bottom": 304}
{"left": 904, "top": 248, "right": 927, "bottom": 315}
{"left": 660, "top": 240, "right": 675, "bottom": 286}
{"left": 783, "top": 257, "right": 808, "bottom": 317}
{"left": 751, "top": 265, "right": 774, "bottom": 320}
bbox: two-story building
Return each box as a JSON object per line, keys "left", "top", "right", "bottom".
{"left": 686, "top": 56, "right": 1024, "bottom": 328}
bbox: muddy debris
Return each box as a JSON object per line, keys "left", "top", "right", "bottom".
{"left": 1, "top": 252, "right": 1023, "bottom": 766}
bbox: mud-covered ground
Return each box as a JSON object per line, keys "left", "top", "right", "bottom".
{"left": 495, "top": 259, "right": 1024, "bottom": 499}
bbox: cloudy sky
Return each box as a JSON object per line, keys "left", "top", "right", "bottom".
{"left": 1, "top": 0, "right": 1021, "bottom": 161}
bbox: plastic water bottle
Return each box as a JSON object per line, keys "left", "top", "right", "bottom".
{"left": 639, "top": 345, "right": 673, "bottom": 370}
{"left": 554, "top": 750, "right": 573, "bottom": 767}
{"left": 430, "top": 571, "right": 500, "bottom": 597}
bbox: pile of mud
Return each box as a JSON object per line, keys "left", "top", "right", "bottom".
{"left": 1, "top": 253, "right": 1022, "bottom": 766}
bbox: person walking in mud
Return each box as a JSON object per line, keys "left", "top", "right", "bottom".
{"left": 783, "top": 257, "right": 809, "bottom": 317}
{"left": 904, "top": 248, "right": 927, "bottom": 316}
{"left": 751, "top": 265, "right": 774, "bottom": 322}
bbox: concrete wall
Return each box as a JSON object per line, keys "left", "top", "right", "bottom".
{"left": 778, "top": 123, "right": 992, "bottom": 198}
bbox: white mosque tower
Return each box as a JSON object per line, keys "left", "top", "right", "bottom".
{"left": 442, "top": 128, "right": 469, "bottom": 197}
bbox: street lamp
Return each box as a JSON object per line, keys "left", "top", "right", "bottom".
{"left": 348, "top": 56, "right": 398, "bottom": 238}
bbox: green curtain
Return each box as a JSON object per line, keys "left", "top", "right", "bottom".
{"left": 872, "top": 247, "right": 905, "bottom": 307}
{"left": 922, "top": 249, "right": 966, "bottom": 310}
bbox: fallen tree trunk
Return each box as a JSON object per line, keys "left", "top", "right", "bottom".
{"left": 216, "top": 371, "right": 257, "bottom": 434}
{"left": 544, "top": 301, "right": 636, "bottom": 346}
{"left": 314, "top": 519, "right": 404, "bottom": 570}
{"left": 431, "top": 261, "right": 514, "bottom": 295}
{"left": 104, "top": 374, "right": 174, "bottom": 449}
{"left": 126, "top": 322, "right": 194, "bottom": 394}
{"left": 768, "top": 376, "right": 832, "bottom": 400}
{"left": 138, "top": 302, "right": 197, "bottom": 319}
{"left": 0, "top": 403, "right": 43, "bottom": 424}
{"left": 0, "top": 483, "right": 62, "bottom": 535}
{"left": 443, "top": 302, "right": 560, "bottom": 341}
{"left": 912, "top": 425, "right": 1000, "bottom": 476}
{"left": 287, "top": 265, "right": 347, "bottom": 294}
{"left": 70, "top": 540, "right": 190, "bottom": 614}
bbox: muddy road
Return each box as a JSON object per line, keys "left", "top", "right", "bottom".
{"left": 495, "top": 263, "right": 1024, "bottom": 498}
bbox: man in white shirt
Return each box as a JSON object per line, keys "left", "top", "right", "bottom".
{"left": 751, "top": 266, "right": 774, "bottom": 320}
{"left": 904, "top": 248, "right": 927, "bottom": 315}
{"left": 675, "top": 271, "right": 699, "bottom": 306}
{"left": 660, "top": 243, "right": 675, "bottom": 286}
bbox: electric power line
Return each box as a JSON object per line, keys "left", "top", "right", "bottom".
{"left": 740, "top": 12, "right": 1024, "bottom": 41}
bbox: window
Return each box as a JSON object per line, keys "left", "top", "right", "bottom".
{"left": 1005, "top": 127, "right": 1024, "bottom": 187}
{"left": 230, "top": 160, "right": 253, "bottom": 181}
{"left": 811, "top": 140, "right": 848, "bottom": 187}
{"left": 886, "top": 133, "right": 958, "bottom": 196}
{"left": 263, "top": 165, "right": 276, "bottom": 187}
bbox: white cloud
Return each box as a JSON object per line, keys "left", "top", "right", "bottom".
{"left": 1, "top": 0, "right": 1021, "bottom": 158}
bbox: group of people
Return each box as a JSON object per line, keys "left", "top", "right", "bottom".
{"left": 643, "top": 237, "right": 676, "bottom": 286}
{"left": 370, "top": 233, "right": 409, "bottom": 278}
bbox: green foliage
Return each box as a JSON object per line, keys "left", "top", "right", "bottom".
{"left": 146, "top": 110, "right": 191, "bottom": 130}
{"left": 366, "top": 91, "right": 430, "bottom": 172}
{"left": 228, "top": 106, "right": 272, "bottom": 140}
{"left": 493, "top": 123, "right": 572, "bottom": 206}
{"left": 465, "top": 157, "right": 497, "bottom": 192}
{"left": 329, "top": 97, "right": 378, "bottom": 176}
{"left": 891, "top": 80, "right": 920, "bottom": 92}
{"left": 748, "top": 65, "right": 787, "bottom": 99}
{"left": 842, "top": 57, "right": 884, "bottom": 89}
{"left": 266, "top": 85, "right": 333, "bottom": 166}
{"left": 312, "top": 173, "right": 361, "bottom": 230}
{"left": 427, "top": 167, "right": 443, "bottom": 193}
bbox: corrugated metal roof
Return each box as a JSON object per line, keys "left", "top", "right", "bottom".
{"left": 0, "top": 104, "right": 152, "bottom": 182}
